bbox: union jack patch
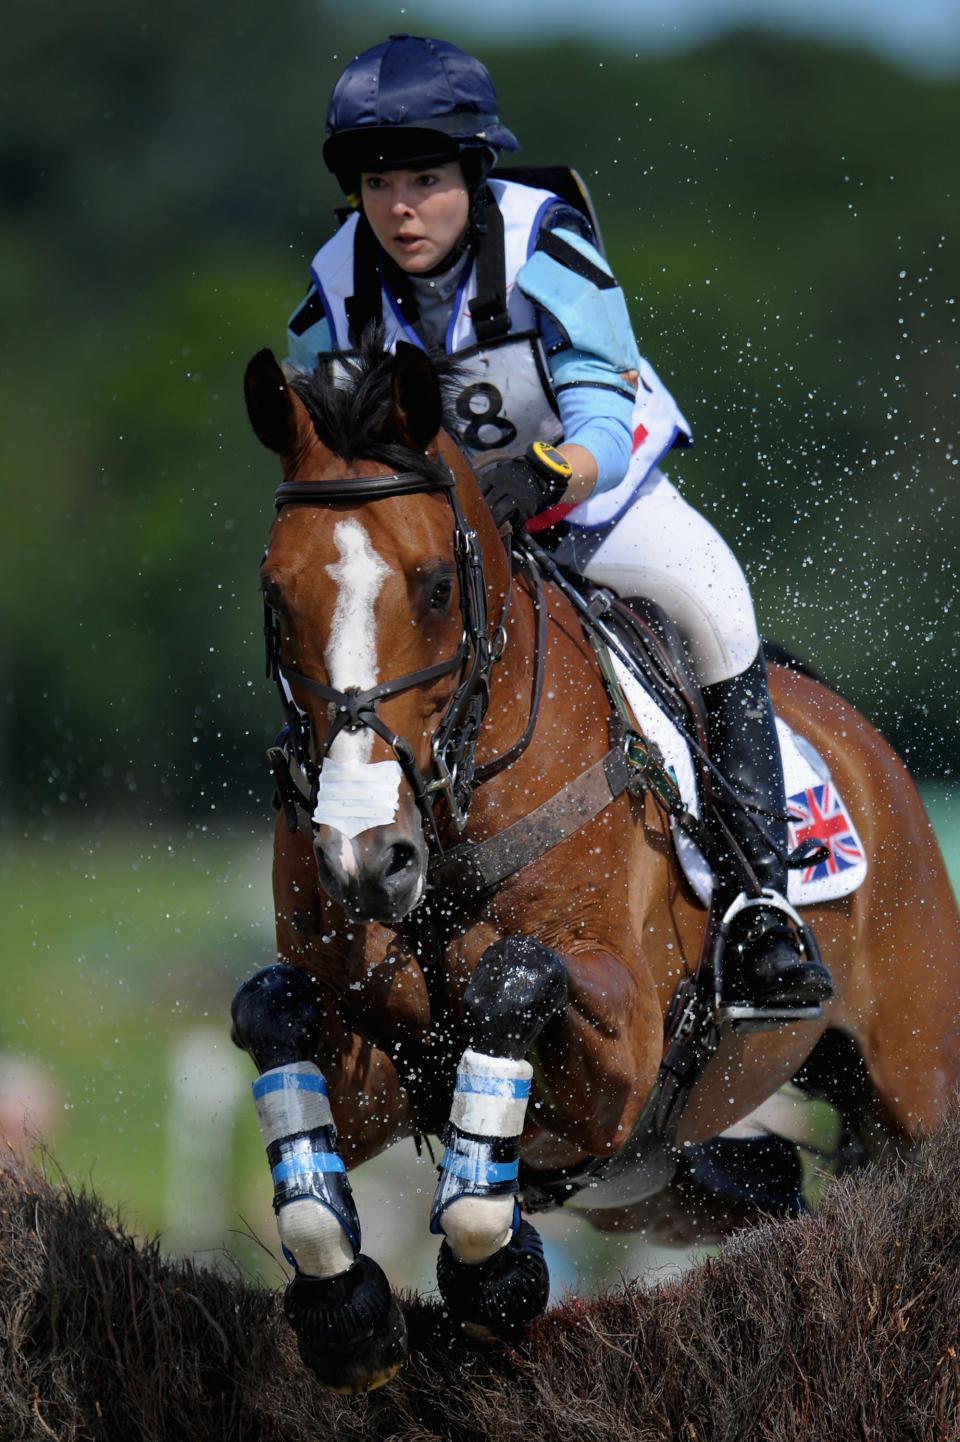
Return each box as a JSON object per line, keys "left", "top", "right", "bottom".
{"left": 787, "top": 782, "right": 866, "bottom": 885}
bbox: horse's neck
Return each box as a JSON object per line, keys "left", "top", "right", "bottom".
{"left": 438, "top": 437, "right": 554, "bottom": 768}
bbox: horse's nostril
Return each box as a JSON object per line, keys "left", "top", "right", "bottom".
{"left": 384, "top": 841, "right": 418, "bottom": 881}
{"left": 311, "top": 828, "right": 426, "bottom": 922}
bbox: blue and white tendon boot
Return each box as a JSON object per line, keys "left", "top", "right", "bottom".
{"left": 431, "top": 1048, "right": 549, "bottom": 1342}
{"left": 252, "top": 1062, "right": 408, "bottom": 1393}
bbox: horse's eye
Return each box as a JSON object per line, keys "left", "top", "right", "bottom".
{"left": 427, "top": 576, "right": 454, "bottom": 613}
{"left": 261, "top": 575, "right": 285, "bottom": 616}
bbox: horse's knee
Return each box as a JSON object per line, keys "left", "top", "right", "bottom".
{"left": 231, "top": 961, "right": 328, "bottom": 1071}
{"left": 465, "top": 936, "right": 567, "bottom": 1059}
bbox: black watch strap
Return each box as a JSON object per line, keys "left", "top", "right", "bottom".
{"left": 526, "top": 441, "right": 573, "bottom": 504}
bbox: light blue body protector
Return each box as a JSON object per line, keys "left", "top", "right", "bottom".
{"left": 285, "top": 179, "right": 691, "bottom": 506}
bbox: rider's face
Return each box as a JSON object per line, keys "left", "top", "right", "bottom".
{"left": 360, "top": 163, "right": 470, "bottom": 274}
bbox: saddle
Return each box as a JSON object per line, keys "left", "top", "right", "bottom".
{"left": 601, "top": 593, "right": 708, "bottom": 753}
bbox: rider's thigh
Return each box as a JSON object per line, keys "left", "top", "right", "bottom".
{"left": 580, "top": 473, "right": 759, "bottom": 686}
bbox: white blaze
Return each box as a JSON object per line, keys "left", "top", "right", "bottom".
{"left": 324, "top": 518, "right": 390, "bottom": 766}
{"left": 311, "top": 518, "right": 404, "bottom": 837}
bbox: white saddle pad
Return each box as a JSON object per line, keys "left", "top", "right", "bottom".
{"left": 611, "top": 657, "right": 868, "bottom": 909}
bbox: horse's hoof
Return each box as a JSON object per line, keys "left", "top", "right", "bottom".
{"left": 436, "top": 1218, "right": 549, "bottom": 1342}
{"left": 284, "top": 1254, "right": 408, "bottom": 1394}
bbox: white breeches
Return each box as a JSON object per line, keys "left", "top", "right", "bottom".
{"left": 576, "top": 471, "right": 760, "bottom": 687}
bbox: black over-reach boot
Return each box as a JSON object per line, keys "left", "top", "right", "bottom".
{"left": 702, "top": 651, "right": 834, "bottom": 1024}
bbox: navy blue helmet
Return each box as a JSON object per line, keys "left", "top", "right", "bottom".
{"left": 323, "top": 34, "right": 520, "bottom": 193}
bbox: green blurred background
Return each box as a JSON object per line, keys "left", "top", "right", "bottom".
{"left": 1, "top": 1, "right": 958, "bottom": 1296}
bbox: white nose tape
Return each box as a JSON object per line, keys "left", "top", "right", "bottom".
{"left": 311, "top": 757, "right": 404, "bottom": 838}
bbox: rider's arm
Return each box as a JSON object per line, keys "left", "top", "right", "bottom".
{"left": 518, "top": 222, "right": 639, "bottom": 503}
{"left": 541, "top": 315, "right": 634, "bottom": 501}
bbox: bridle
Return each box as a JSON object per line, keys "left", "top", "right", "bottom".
{"left": 263, "top": 462, "right": 536, "bottom": 848}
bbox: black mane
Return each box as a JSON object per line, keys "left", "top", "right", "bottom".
{"left": 288, "top": 328, "right": 453, "bottom": 485}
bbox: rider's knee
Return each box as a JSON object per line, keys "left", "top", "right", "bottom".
{"left": 465, "top": 937, "right": 567, "bottom": 1059}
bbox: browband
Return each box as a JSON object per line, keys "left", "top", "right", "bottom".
{"left": 275, "top": 470, "right": 454, "bottom": 509}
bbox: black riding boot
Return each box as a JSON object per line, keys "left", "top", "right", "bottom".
{"left": 702, "top": 651, "right": 834, "bottom": 1022}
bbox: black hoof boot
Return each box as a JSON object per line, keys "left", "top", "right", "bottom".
{"left": 720, "top": 903, "right": 834, "bottom": 1025}
{"left": 284, "top": 1254, "right": 408, "bottom": 1394}
{"left": 436, "top": 1219, "right": 549, "bottom": 1343}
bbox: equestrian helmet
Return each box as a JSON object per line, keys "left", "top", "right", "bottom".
{"left": 323, "top": 34, "right": 519, "bottom": 193}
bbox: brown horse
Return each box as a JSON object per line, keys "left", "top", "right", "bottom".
{"left": 232, "top": 339, "right": 960, "bottom": 1393}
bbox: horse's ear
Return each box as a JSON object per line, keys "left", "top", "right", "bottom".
{"left": 244, "top": 348, "right": 306, "bottom": 456}
{"left": 386, "top": 341, "right": 443, "bottom": 452}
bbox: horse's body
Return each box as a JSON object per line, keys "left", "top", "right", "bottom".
{"left": 235, "top": 341, "right": 960, "bottom": 1390}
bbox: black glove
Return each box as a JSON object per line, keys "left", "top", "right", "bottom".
{"left": 478, "top": 441, "right": 573, "bottom": 530}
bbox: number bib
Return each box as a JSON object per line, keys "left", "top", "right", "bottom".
{"left": 447, "top": 331, "right": 563, "bottom": 470}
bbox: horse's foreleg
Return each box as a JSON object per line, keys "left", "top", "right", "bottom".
{"left": 431, "top": 937, "right": 567, "bottom": 1339}
{"left": 231, "top": 963, "right": 407, "bottom": 1393}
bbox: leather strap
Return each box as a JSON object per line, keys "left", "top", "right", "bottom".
{"left": 470, "top": 187, "right": 511, "bottom": 343}
{"left": 274, "top": 470, "right": 453, "bottom": 508}
{"left": 429, "top": 744, "right": 641, "bottom": 896}
{"left": 345, "top": 213, "right": 383, "bottom": 346}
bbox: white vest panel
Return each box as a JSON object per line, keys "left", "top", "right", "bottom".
{"left": 306, "top": 182, "right": 565, "bottom": 465}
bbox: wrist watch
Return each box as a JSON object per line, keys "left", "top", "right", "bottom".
{"left": 526, "top": 441, "right": 573, "bottom": 502}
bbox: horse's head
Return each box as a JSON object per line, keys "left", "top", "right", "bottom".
{"left": 245, "top": 340, "right": 505, "bottom": 926}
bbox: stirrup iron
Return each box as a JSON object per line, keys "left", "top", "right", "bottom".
{"left": 712, "top": 888, "right": 826, "bottom": 1031}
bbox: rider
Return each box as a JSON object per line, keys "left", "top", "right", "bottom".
{"left": 283, "top": 33, "right": 833, "bottom": 1025}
